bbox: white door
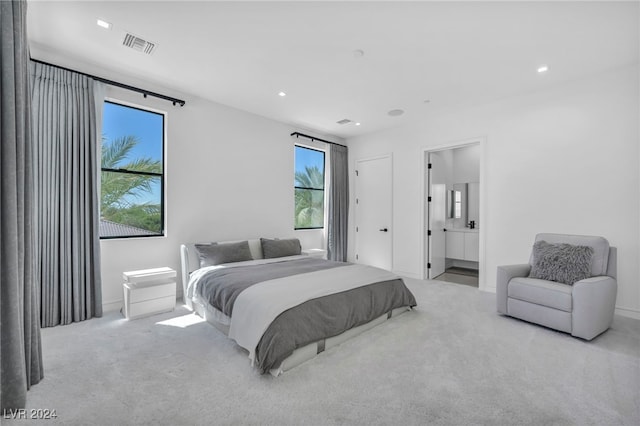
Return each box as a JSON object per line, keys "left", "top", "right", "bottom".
{"left": 428, "top": 152, "right": 447, "bottom": 278}
{"left": 355, "top": 155, "right": 392, "bottom": 270}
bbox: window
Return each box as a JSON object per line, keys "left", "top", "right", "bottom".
{"left": 294, "top": 145, "right": 325, "bottom": 229}
{"left": 100, "top": 101, "right": 165, "bottom": 238}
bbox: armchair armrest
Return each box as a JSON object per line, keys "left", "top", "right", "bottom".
{"left": 572, "top": 276, "right": 617, "bottom": 340}
{"left": 496, "top": 264, "right": 531, "bottom": 314}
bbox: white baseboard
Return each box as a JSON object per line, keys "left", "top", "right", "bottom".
{"left": 393, "top": 270, "right": 422, "bottom": 280}
{"left": 104, "top": 297, "right": 186, "bottom": 314}
{"left": 479, "top": 284, "right": 495, "bottom": 293}
{"left": 615, "top": 306, "right": 640, "bottom": 320}
{"left": 103, "top": 299, "right": 122, "bottom": 313}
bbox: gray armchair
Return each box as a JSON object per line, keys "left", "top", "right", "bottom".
{"left": 497, "top": 233, "right": 617, "bottom": 340}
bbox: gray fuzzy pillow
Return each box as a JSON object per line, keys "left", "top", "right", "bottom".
{"left": 529, "top": 240, "right": 594, "bottom": 285}
{"left": 195, "top": 241, "right": 253, "bottom": 267}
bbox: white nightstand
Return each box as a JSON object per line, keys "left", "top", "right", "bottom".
{"left": 122, "top": 267, "right": 176, "bottom": 320}
{"left": 302, "top": 249, "right": 327, "bottom": 259}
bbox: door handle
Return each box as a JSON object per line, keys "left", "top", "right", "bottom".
{"left": 379, "top": 228, "right": 388, "bottom": 232}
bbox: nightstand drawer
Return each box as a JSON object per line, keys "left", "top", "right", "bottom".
{"left": 126, "top": 280, "right": 175, "bottom": 304}
{"left": 125, "top": 294, "right": 175, "bottom": 320}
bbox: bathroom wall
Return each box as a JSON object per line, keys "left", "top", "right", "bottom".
{"left": 447, "top": 144, "right": 480, "bottom": 230}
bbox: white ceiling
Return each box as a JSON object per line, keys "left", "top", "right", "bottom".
{"left": 27, "top": 1, "right": 639, "bottom": 139}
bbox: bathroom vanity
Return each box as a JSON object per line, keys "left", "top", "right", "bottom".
{"left": 445, "top": 228, "right": 479, "bottom": 262}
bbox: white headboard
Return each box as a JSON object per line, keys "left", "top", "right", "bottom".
{"left": 180, "top": 239, "right": 264, "bottom": 310}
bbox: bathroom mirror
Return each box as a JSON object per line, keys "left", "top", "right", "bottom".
{"left": 448, "top": 183, "right": 467, "bottom": 222}
{"left": 448, "top": 182, "right": 479, "bottom": 228}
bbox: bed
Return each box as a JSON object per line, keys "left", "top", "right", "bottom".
{"left": 180, "top": 238, "right": 417, "bottom": 376}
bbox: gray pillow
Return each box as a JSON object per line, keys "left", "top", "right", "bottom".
{"left": 195, "top": 241, "right": 253, "bottom": 267}
{"left": 260, "top": 238, "right": 302, "bottom": 259}
{"left": 529, "top": 240, "right": 594, "bottom": 285}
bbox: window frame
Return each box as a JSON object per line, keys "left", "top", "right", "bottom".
{"left": 294, "top": 144, "right": 326, "bottom": 230}
{"left": 99, "top": 99, "right": 166, "bottom": 240}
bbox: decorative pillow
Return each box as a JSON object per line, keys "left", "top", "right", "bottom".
{"left": 260, "top": 238, "right": 302, "bottom": 259}
{"left": 194, "top": 241, "right": 253, "bottom": 267}
{"left": 529, "top": 240, "right": 594, "bottom": 285}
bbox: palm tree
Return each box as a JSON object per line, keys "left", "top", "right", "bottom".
{"left": 101, "top": 135, "right": 162, "bottom": 232}
{"left": 295, "top": 166, "right": 324, "bottom": 228}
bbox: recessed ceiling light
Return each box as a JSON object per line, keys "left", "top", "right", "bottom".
{"left": 537, "top": 65, "right": 549, "bottom": 73}
{"left": 96, "top": 19, "right": 111, "bottom": 29}
{"left": 355, "top": 122, "right": 361, "bottom": 126}
{"left": 388, "top": 109, "right": 404, "bottom": 117}
{"left": 278, "top": 91, "right": 287, "bottom": 97}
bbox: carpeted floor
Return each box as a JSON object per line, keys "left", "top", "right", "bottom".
{"left": 7, "top": 278, "right": 639, "bottom": 425}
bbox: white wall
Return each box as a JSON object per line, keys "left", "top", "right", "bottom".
{"left": 98, "top": 83, "right": 337, "bottom": 310}
{"left": 452, "top": 144, "right": 480, "bottom": 185}
{"left": 448, "top": 144, "right": 480, "bottom": 230}
{"left": 347, "top": 65, "right": 640, "bottom": 319}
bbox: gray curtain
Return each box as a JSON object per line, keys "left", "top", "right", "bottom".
{"left": 327, "top": 144, "right": 349, "bottom": 261}
{"left": 30, "top": 62, "right": 103, "bottom": 327}
{"left": 1, "top": 0, "right": 44, "bottom": 410}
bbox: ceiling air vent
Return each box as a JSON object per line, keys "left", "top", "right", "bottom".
{"left": 122, "top": 33, "right": 156, "bottom": 55}
{"left": 336, "top": 119, "right": 352, "bottom": 125}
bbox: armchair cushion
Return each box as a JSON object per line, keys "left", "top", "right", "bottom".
{"left": 529, "top": 240, "right": 594, "bottom": 285}
{"left": 509, "top": 277, "right": 573, "bottom": 312}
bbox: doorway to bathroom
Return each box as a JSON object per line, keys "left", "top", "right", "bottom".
{"left": 423, "top": 139, "right": 484, "bottom": 289}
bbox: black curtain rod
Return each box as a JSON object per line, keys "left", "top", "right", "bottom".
{"left": 30, "top": 58, "right": 186, "bottom": 107}
{"left": 290, "top": 132, "right": 346, "bottom": 148}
